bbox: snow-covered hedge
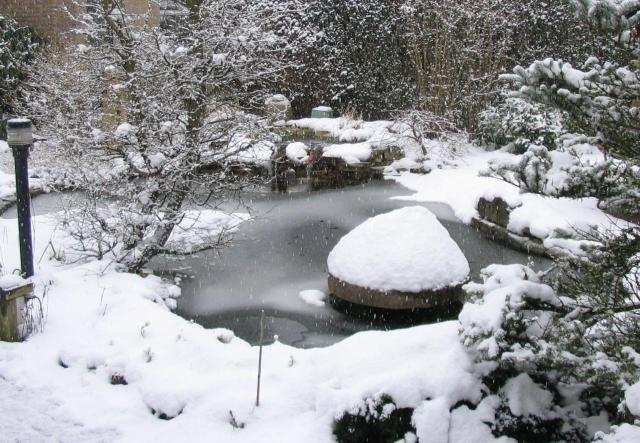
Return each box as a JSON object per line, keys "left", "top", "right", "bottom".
{"left": 460, "top": 261, "right": 640, "bottom": 440}
{"left": 0, "top": 15, "right": 39, "bottom": 114}
{"left": 476, "top": 97, "right": 564, "bottom": 153}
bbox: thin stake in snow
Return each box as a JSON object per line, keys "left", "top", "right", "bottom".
{"left": 256, "top": 309, "right": 265, "bottom": 407}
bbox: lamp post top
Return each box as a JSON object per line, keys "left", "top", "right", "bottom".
{"left": 6, "top": 118, "right": 33, "bottom": 148}
{"left": 7, "top": 118, "right": 32, "bottom": 128}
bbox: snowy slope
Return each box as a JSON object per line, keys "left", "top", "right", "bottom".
{"left": 0, "top": 198, "right": 492, "bottom": 442}
{"left": 392, "top": 149, "right": 632, "bottom": 245}
{"left": 0, "top": 264, "right": 481, "bottom": 442}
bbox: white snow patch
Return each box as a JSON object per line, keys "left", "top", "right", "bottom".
{"left": 322, "top": 142, "right": 372, "bottom": 164}
{"left": 285, "top": 142, "right": 309, "bottom": 164}
{"left": 287, "top": 117, "right": 396, "bottom": 146}
{"left": 115, "top": 123, "right": 135, "bottom": 139}
{"left": 165, "top": 210, "right": 250, "bottom": 254}
{"left": 502, "top": 373, "right": 554, "bottom": 417}
{"left": 392, "top": 149, "right": 520, "bottom": 223}
{"left": 596, "top": 424, "right": 640, "bottom": 442}
{"left": 223, "top": 135, "right": 275, "bottom": 167}
{"left": 392, "top": 149, "right": 633, "bottom": 252}
{"left": 0, "top": 274, "right": 27, "bottom": 290}
{"left": 298, "top": 289, "right": 326, "bottom": 307}
{"left": 412, "top": 398, "right": 450, "bottom": 443}
{"left": 625, "top": 382, "right": 640, "bottom": 416}
{"left": 327, "top": 206, "right": 470, "bottom": 292}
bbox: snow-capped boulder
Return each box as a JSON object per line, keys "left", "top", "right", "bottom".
{"left": 327, "top": 206, "right": 470, "bottom": 309}
{"left": 286, "top": 142, "right": 309, "bottom": 164}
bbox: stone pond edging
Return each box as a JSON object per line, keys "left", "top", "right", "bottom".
{"left": 471, "top": 197, "right": 565, "bottom": 259}
{"left": 328, "top": 274, "right": 466, "bottom": 310}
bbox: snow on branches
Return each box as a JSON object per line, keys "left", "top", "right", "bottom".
{"left": 17, "top": 0, "right": 289, "bottom": 270}
{"left": 460, "top": 261, "right": 640, "bottom": 440}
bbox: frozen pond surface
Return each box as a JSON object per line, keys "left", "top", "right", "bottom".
{"left": 152, "top": 180, "right": 550, "bottom": 348}
{"left": 2, "top": 181, "right": 550, "bottom": 348}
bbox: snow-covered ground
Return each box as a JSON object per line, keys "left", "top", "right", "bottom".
{"left": 391, "top": 148, "right": 631, "bottom": 256}
{"left": 1, "top": 136, "right": 638, "bottom": 441}
{"left": 0, "top": 213, "right": 484, "bottom": 441}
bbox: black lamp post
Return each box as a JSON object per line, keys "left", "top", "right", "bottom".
{"left": 7, "top": 118, "right": 34, "bottom": 278}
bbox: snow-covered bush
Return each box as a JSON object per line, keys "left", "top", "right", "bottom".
{"left": 476, "top": 97, "right": 564, "bottom": 152}
{"left": 0, "top": 15, "right": 39, "bottom": 134}
{"left": 467, "top": 5, "right": 640, "bottom": 437}
{"left": 501, "top": 57, "right": 640, "bottom": 160}
{"left": 484, "top": 144, "right": 554, "bottom": 194}
{"left": 562, "top": 158, "right": 640, "bottom": 217}
{"left": 460, "top": 261, "right": 640, "bottom": 440}
{"left": 17, "top": 0, "right": 286, "bottom": 271}
{"left": 264, "top": 0, "right": 416, "bottom": 119}
{"left": 391, "top": 109, "right": 460, "bottom": 158}
{"left": 484, "top": 136, "right": 640, "bottom": 216}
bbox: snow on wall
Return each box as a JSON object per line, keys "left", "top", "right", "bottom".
{"left": 322, "top": 142, "right": 372, "bottom": 164}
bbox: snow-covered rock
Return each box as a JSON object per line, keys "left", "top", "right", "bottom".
{"left": 287, "top": 117, "right": 395, "bottom": 146}
{"left": 327, "top": 206, "right": 470, "bottom": 293}
{"left": 298, "top": 289, "right": 326, "bottom": 307}
{"left": 285, "top": 142, "right": 309, "bottom": 164}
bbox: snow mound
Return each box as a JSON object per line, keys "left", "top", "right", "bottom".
{"left": 322, "top": 142, "right": 372, "bottom": 164}
{"left": 286, "top": 142, "right": 309, "bottom": 164}
{"left": 0, "top": 274, "right": 27, "bottom": 290}
{"left": 327, "top": 206, "right": 470, "bottom": 293}
{"left": 298, "top": 289, "right": 326, "bottom": 307}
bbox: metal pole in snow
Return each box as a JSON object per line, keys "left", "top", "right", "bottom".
{"left": 7, "top": 118, "right": 34, "bottom": 278}
{"left": 256, "top": 309, "right": 265, "bottom": 407}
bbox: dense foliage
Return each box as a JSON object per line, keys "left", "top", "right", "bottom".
{"left": 259, "top": 0, "right": 614, "bottom": 126}
{"left": 261, "top": 0, "right": 416, "bottom": 119}
{"left": 0, "top": 14, "right": 39, "bottom": 134}
{"left": 468, "top": 1, "right": 640, "bottom": 440}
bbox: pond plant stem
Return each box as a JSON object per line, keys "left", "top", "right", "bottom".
{"left": 256, "top": 309, "right": 265, "bottom": 407}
